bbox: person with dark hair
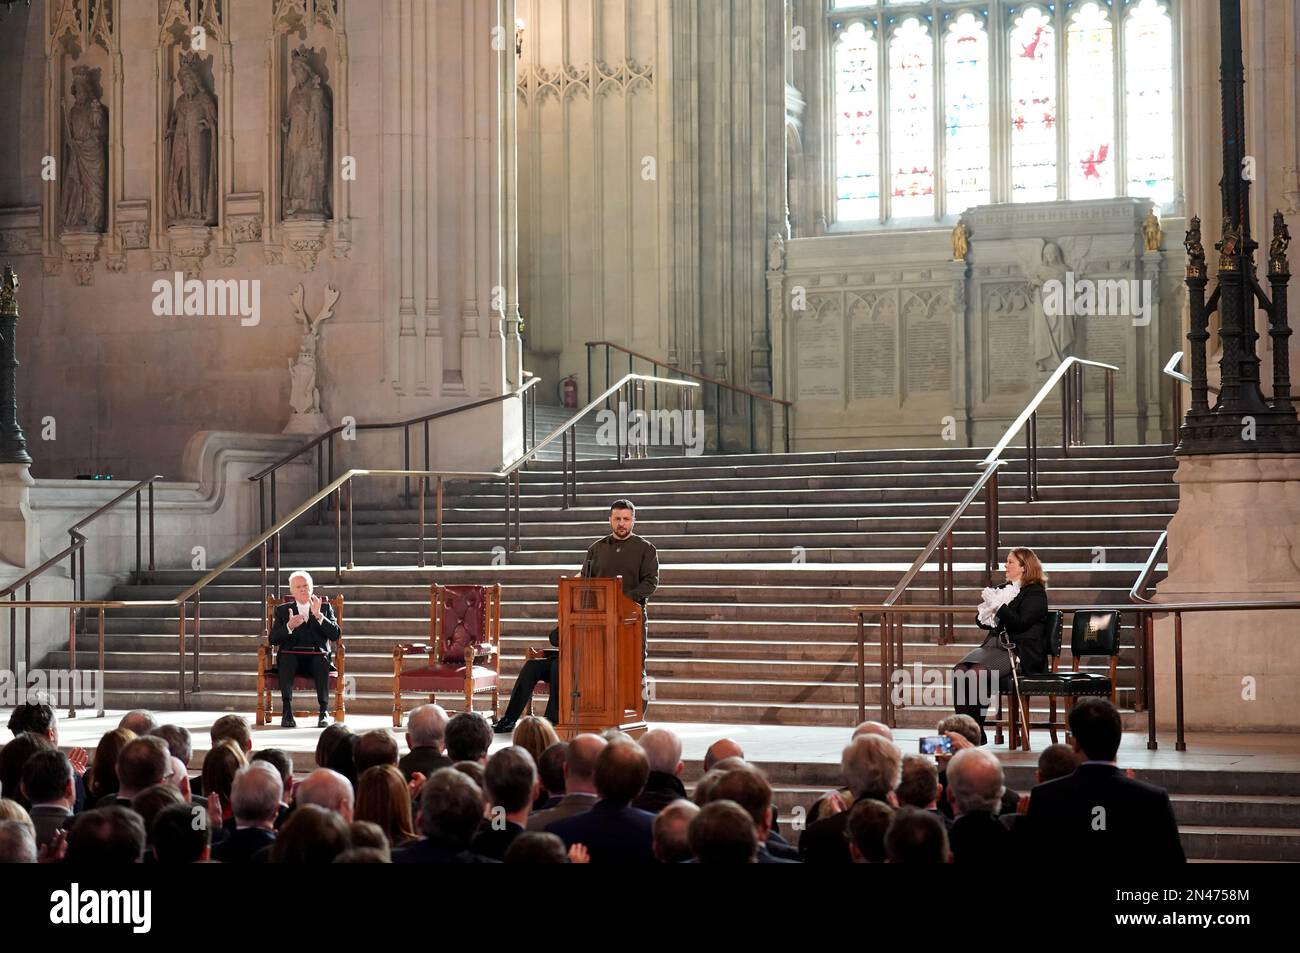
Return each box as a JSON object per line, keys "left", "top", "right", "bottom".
{"left": 653, "top": 800, "right": 698, "bottom": 863}
{"left": 269, "top": 804, "right": 351, "bottom": 864}
{"left": 445, "top": 711, "right": 492, "bottom": 764}
{"left": 528, "top": 734, "right": 605, "bottom": 830}
{"left": 535, "top": 741, "right": 568, "bottom": 811}
{"left": 392, "top": 769, "right": 500, "bottom": 863}
{"left": 150, "top": 724, "right": 194, "bottom": 766}
{"left": 201, "top": 740, "right": 248, "bottom": 824}
{"left": 270, "top": 570, "right": 341, "bottom": 728}
{"left": 504, "top": 831, "right": 570, "bottom": 864}
{"left": 897, "top": 755, "right": 951, "bottom": 830}
{"left": 846, "top": 799, "right": 895, "bottom": 863}
{"left": 493, "top": 499, "right": 659, "bottom": 732}
{"left": 1025, "top": 698, "right": 1184, "bottom": 863}
{"left": 470, "top": 747, "right": 538, "bottom": 860}
{"left": 0, "top": 733, "right": 55, "bottom": 809}
{"left": 86, "top": 728, "right": 135, "bottom": 803}
{"left": 325, "top": 732, "right": 358, "bottom": 787}
{"left": 20, "top": 749, "right": 75, "bottom": 849}
{"left": 355, "top": 765, "right": 417, "bottom": 849}
{"left": 334, "top": 847, "right": 389, "bottom": 864}
{"left": 689, "top": 800, "right": 758, "bottom": 864}
{"left": 7, "top": 704, "right": 88, "bottom": 812}
{"left": 315, "top": 723, "right": 353, "bottom": 769}
{"left": 152, "top": 802, "right": 210, "bottom": 863}
{"left": 101, "top": 736, "right": 171, "bottom": 808}
{"left": 65, "top": 806, "right": 145, "bottom": 863}
{"left": 131, "top": 784, "right": 185, "bottom": 852}
{"left": 452, "top": 760, "right": 486, "bottom": 789}
{"left": 353, "top": 729, "right": 401, "bottom": 776}
{"left": 210, "top": 715, "right": 252, "bottom": 755}
{"left": 708, "top": 767, "right": 798, "bottom": 863}
{"left": 1003, "top": 743, "right": 1078, "bottom": 836}
{"left": 546, "top": 740, "right": 655, "bottom": 864}
{"left": 885, "top": 807, "right": 950, "bottom": 863}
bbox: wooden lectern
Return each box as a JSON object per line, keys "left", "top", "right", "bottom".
{"left": 555, "top": 576, "right": 647, "bottom": 739}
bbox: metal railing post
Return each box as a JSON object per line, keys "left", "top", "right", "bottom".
{"left": 192, "top": 590, "right": 202, "bottom": 693}
{"left": 148, "top": 481, "right": 155, "bottom": 573}
{"left": 135, "top": 491, "right": 142, "bottom": 579}
{"left": 418, "top": 476, "right": 427, "bottom": 568}
{"left": 436, "top": 476, "right": 445, "bottom": 567}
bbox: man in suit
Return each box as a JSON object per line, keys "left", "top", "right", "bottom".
{"left": 95, "top": 736, "right": 170, "bottom": 809}
{"left": 527, "top": 733, "right": 606, "bottom": 830}
{"left": 6, "top": 703, "right": 89, "bottom": 812}
{"left": 632, "top": 729, "right": 687, "bottom": 814}
{"left": 270, "top": 569, "right": 341, "bottom": 728}
{"left": 470, "top": 746, "right": 536, "bottom": 861}
{"left": 493, "top": 499, "right": 658, "bottom": 732}
{"left": 709, "top": 765, "right": 799, "bottom": 863}
{"left": 896, "top": 755, "right": 953, "bottom": 830}
{"left": 20, "top": 749, "right": 76, "bottom": 850}
{"left": 1025, "top": 698, "right": 1185, "bottom": 863}
{"left": 399, "top": 704, "right": 452, "bottom": 782}
{"left": 653, "top": 800, "right": 699, "bottom": 863}
{"left": 800, "top": 735, "right": 901, "bottom": 864}
{"left": 945, "top": 747, "right": 1011, "bottom": 865}
{"left": 392, "top": 769, "right": 500, "bottom": 863}
{"left": 211, "top": 763, "right": 281, "bottom": 863}
{"left": 546, "top": 739, "right": 656, "bottom": 863}
{"left": 885, "top": 807, "right": 951, "bottom": 863}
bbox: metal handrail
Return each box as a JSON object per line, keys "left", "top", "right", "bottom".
{"left": 586, "top": 340, "right": 792, "bottom": 453}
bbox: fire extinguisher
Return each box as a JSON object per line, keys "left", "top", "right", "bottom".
{"left": 561, "top": 375, "right": 578, "bottom": 409}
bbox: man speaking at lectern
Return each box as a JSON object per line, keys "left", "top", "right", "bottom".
{"left": 493, "top": 499, "right": 658, "bottom": 732}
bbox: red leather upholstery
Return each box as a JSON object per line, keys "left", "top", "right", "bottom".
{"left": 438, "top": 585, "right": 491, "bottom": 666}
{"left": 399, "top": 663, "right": 498, "bottom": 692}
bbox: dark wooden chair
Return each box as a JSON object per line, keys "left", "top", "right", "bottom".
{"left": 256, "top": 594, "right": 346, "bottom": 726}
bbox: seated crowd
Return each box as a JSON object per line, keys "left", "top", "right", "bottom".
{"left": 0, "top": 697, "right": 1183, "bottom": 864}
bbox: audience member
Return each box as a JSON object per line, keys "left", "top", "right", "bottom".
{"left": 527, "top": 734, "right": 606, "bottom": 830}
{"left": 0, "top": 798, "right": 34, "bottom": 829}
{"left": 399, "top": 704, "right": 451, "bottom": 781}
{"left": 534, "top": 741, "right": 568, "bottom": 811}
{"left": 653, "top": 799, "right": 699, "bottom": 864}
{"left": 392, "top": 769, "right": 499, "bottom": 863}
{"left": 689, "top": 800, "right": 757, "bottom": 864}
{"left": 212, "top": 763, "right": 283, "bottom": 863}
{"left": 315, "top": 723, "right": 353, "bottom": 769}
{"left": 546, "top": 740, "right": 655, "bottom": 864}
{"left": 452, "top": 760, "right": 486, "bottom": 790}
{"left": 130, "top": 784, "right": 185, "bottom": 851}
{"left": 355, "top": 765, "right": 416, "bottom": 849}
{"left": 945, "top": 748, "right": 1009, "bottom": 865}
{"left": 325, "top": 731, "right": 358, "bottom": 787}
{"left": 354, "top": 729, "right": 400, "bottom": 777}
{"left": 896, "top": 755, "right": 951, "bottom": 829}
{"left": 269, "top": 804, "right": 351, "bottom": 863}
{"left": 249, "top": 749, "right": 294, "bottom": 828}
{"left": 504, "top": 831, "right": 569, "bottom": 864}
{"left": 118, "top": 710, "right": 158, "bottom": 736}
{"left": 200, "top": 739, "right": 248, "bottom": 822}
{"left": 103, "top": 736, "right": 171, "bottom": 807}
{"left": 632, "top": 728, "right": 686, "bottom": 814}
{"left": 334, "top": 847, "right": 388, "bottom": 864}
{"left": 149, "top": 725, "right": 194, "bottom": 771}
{"left": 800, "top": 735, "right": 901, "bottom": 864}
{"left": 934, "top": 713, "right": 1020, "bottom": 819}
{"left": 511, "top": 716, "right": 560, "bottom": 771}
{"left": 152, "top": 802, "right": 210, "bottom": 863}
{"left": 1003, "top": 743, "right": 1078, "bottom": 835}
{"left": 845, "top": 799, "right": 895, "bottom": 863}
{"left": 295, "top": 768, "right": 354, "bottom": 822}
{"left": 0, "top": 818, "right": 36, "bottom": 864}
{"left": 0, "top": 732, "right": 55, "bottom": 807}
{"left": 86, "top": 728, "right": 135, "bottom": 802}
{"left": 852, "top": 721, "right": 895, "bottom": 741}
{"left": 1025, "top": 698, "right": 1184, "bottom": 863}
{"left": 348, "top": 820, "right": 392, "bottom": 857}
{"left": 65, "top": 806, "right": 145, "bottom": 863}
{"left": 471, "top": 746, "right": 538, "bottom": 860}
{"left": 709, "top": 766, "right": 797, "bottom": 863}
{"left": 703, "top": 738, "right": 744, "bottom": 771}
{"left": 885, "top": 806, "right": 950, "bottom": 863}
{"left": 7, "top": 704, "right": 88, "bottom": 811}
{"left": 20, "top": 750, "right": 75, "bottom": 849}
{"left": 210, "top": 714, "right": 253, "bottom": 755}
{"left": 445, "top": 712, "right": 493, "bottom": 764}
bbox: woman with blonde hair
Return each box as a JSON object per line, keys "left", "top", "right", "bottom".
{"left": 511, "top": 716, "right": 560, "bottom": 769}
{"left": 201, "top": 739, "right": 248, "bottom": 824}
{"left": 354, "top": 765, "right": 417, "bottom": 848}
{"left": 86, "top": 728, "right": 135, "bottom": 801}
{"left": 951, "top": 547, "right": 1050, "bottom": 744}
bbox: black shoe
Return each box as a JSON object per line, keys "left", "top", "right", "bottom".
{"left": 281, "top": 713, "right": 297, "bottom": 728}
{"left": 318, "top": 714, "right": 329, "bottom": 728}
{"left": 492, "top": 719, "right": 516, "bottom": 734}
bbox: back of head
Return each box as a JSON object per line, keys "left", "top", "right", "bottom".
{"left": 66, "top": 806, "right": 145, "bottom": 863}
{"left": 210, "top": 715, "right": 251, "bottom": 753}
{"left": 638, "top": 728, "right": 683, "bottom": 775}
{"left": 851, "top": 721, "right": 895, "bottom": 742}
{"left": 295, "top": 768, "right": 353, "bottom": 815}
{"left": 485, "top": 746, "right": 537, "bottom": 814}
{"left": 355, "top": 765, "right": 414, "bottom": 845}
{"left": 689, "top": 800, "right": 758, "bottom": 864}
{"left": 1, "top": 733, "right": 55, "bottom": 803}
{"left": 1037, "top": 743, "right": 1079, "bottom": 783}
{"left": 452, "top": 760, "right": 486, "bottom": 789}
{"left": 0, "top": 819, "right": 36, "bottom": 863}
{"left": 353, "top": 729, "right": 400, "bottom": 776}
{"left": 149, "top": 724, "right": 193, "bottom": 764}
{"left": 7, "top": 703, "right": 55, "bottom": 739}
{"left": 896, "top": 755, "right": 940, "bottom": 809}
{"left": 885, "top": 806, "right": 949, "bottom": 863}
{"left": 565, "top": 734, "right": 608, "bottom": 787}
{"left": 417, "top": 768, "right": 485, "bottom": 850}
{"left": 270, "top": 804, "right": 351, "bottom": 863}
{"left": 88, "top": 728, "right": 136, "bottom": 798}
{"left": 348, "top": 820, "right": 391, "bottom": 855}
{"left": 201, "top": 739, "right": 248, "bottom": 805}
{"left": 1068, "top": 698, "right": 1122, "bottom": 762}
{"left": 841, "top": 735, "right": 903, "bottom": 801}
{"left": 117, "top": 736, "right": 172, "bottom": 794}
{"left": 703, "top": 738, "right": 744, "bottom": 771}
{"left": 20, "top": 749, "right": 73, "bottom": 805}
{"left": 594, "top": 740, "right": 649, "bottom": 806}
{"left": 846, "top": 799, "right": 895, "bottom": 863}
{"left": 934, "top": 714, "right": 981, "bottom": 747}
{"left": 537, "top": 742, "right": 569, "bottom": 797}
{"left": 406, "top": 704, "right": 448, "bottom": 751}
{"left": 326, "top": 732, "right": 358, "bottom": 786}
{"left": 251, "top": 748, "right": 294, "bottom": 789}
{"left": 131, "top": 784, "right": 185, "bottom": 834}
{"left": 445, "top": 711, "right": 492, "bottom": 763}
{"left": 0, "top": 797, "right": 33, "bottom": 828}
{"left": 232, "top": 763, "right": 285, "bottom": 825}
{"left": 118, "top": 710, "right": 159, "bottom": 735}
{"left": 152, "top": 802, "right": 209, "bottom": 863}
{"left": 692, "top": 769, "right": 726, "bottom": 807}
{"left": 504, "top": 831, "right": 569, "bottom": 864}
{"left": 315, "top": 723, "right": 353, "bottom": 769}
{"left": 709, "top": 768, "right": 771, "bottom": 833}
{"left": 333, "top": 847, "right": 389, "bottom": 864}
{"left": 511, "top": 716, "right": 561, "bottom": 767}
{"left": 654, "top": 799, "right": 700, "bottom": 864}
{"left": 946, "top": 748, "right": 1005, "bottom": 816}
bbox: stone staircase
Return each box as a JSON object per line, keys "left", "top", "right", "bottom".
{"left": 56, "top": 442, "right": 1177, "bottom": 729}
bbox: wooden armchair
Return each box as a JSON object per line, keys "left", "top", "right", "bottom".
{"left": 392, "top": 583, "right": 502, "bottom": 726}
{"left": 255, "top": 594, "right": 346, "bottom": 726}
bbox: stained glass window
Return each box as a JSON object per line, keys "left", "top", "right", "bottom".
{"left": 835, "top": 22, "right": 881, "bottom": 221}
{"left": 944, "top": 13, "right": 991, "bottom": 214}
{"left": 1009, "top": 7, "right": 1057, "bottom": 203}
{"left": 1067, "top": 3, "right": 1115, "bottom": 199}
{"left": 1125, "top": 0, "right": 1175, "bottom": 205}
{"left": 888, "top": 17, "right": 935, "bottom": 219}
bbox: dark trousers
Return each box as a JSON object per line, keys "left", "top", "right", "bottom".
{"left": 278, "top": 651, "right": 330, "bottom": 711}
{"left": 501, "top": 656, "right": 558, "bottom": 724}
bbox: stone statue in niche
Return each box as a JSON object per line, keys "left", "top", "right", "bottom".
{"left": 60, "top": 66, "right": 108, "bottom": 233}
{"left": 285, "top": 282, "right": 340, "bottom": 433}
{"left": 166, "top": 51, "right": 218, "bottom": 226}
{"left": 1142, "top": 209, "right": 1163, "bottom": 252}
{"left": 1026, "top": 240, "right": 1072, "bottom": 372}
{"left": 282, "top": 48, "right": 332, "bottom": 221}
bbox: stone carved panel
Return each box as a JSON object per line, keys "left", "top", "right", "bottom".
{"left": 902, "top": 288, "right": 951, "bottom": 398}
{"left": 796, "top": 295, "right": 844, "bottom": 402}
{"left": 848, "top": 291, "right": 897, "bottom": 401}
{"left": 982, "top": 282, "right": 1033, "bottom": 397}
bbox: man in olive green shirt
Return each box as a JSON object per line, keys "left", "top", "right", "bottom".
{"left": 493, "top": 499, "right": 658, "bottom": 731}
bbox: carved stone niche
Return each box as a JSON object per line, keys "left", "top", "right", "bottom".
{"left": 0, "top": 208, "right": 41, "bottom": 257}
{"left": 227, "top": 192, "right": 264, "bottom": 245}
